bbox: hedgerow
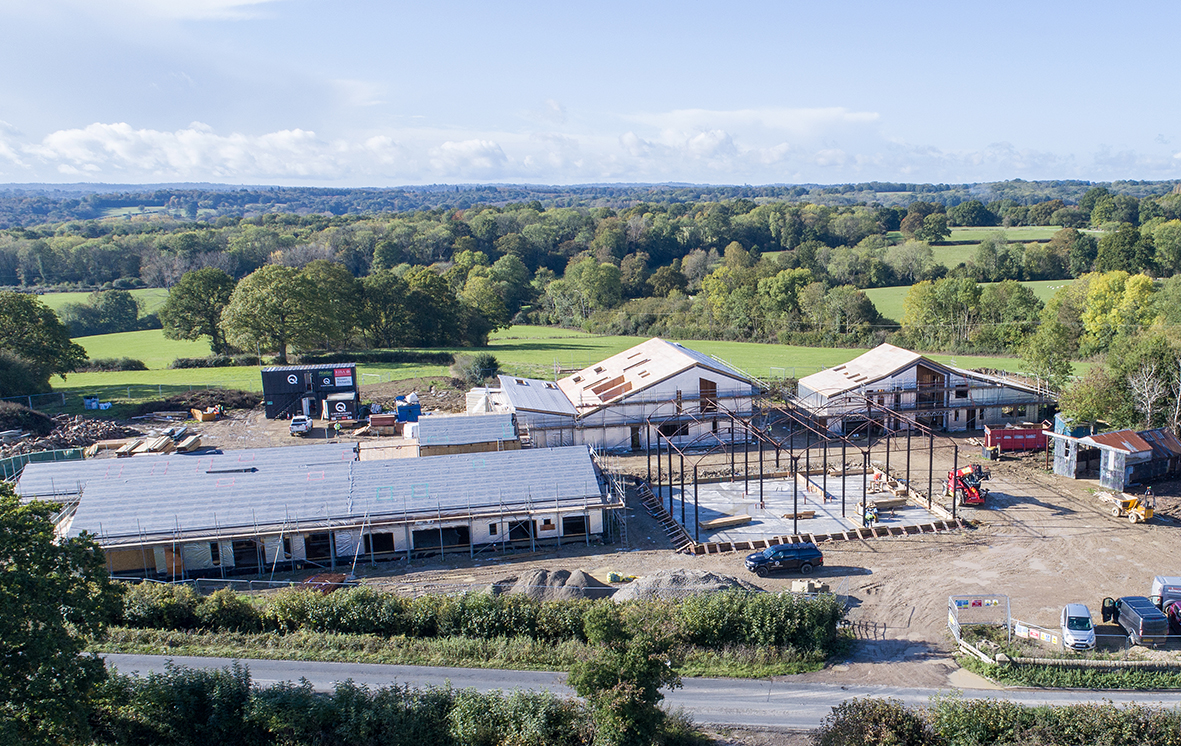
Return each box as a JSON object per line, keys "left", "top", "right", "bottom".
{"left": 114, "top": 583, "right": 846, "bottom": 658}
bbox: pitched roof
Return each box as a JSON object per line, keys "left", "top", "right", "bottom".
{"left": 416, "top": 413, "right": 518, "bottom": 446}
{"left": 797, "top": 343, "right": 1041, "bottom": 399}
{"left": 1135, "top": 428, "right": 1181, "bottom": 458}
{"left": 496, "top": 375, "right": 577, "bottom": 417}
{"left": 28, "top": 445, "right": 602, "bottom": 544}
{"left": 556, "top": 338, "right": 754, "bottom": 414}
{"left": 1083, "top": 430, "right": 1153, "bottom": 454}
{"left": 797, "top": 344, "right": 925, "bottom": 398}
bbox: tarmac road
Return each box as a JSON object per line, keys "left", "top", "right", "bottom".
{"left": 103, "top": 654, "right": 1181, "bottom": 731}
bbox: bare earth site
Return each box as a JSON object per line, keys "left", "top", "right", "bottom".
{"left": 191, "top": 405, "right": 1176, "bottom": 692}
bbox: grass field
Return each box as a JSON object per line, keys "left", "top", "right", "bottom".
{"left": 864, "top": 279, "right": 1068, "bottom": 324}
{"left": 76, "top": 329, "right": 211, "bottom": 368}
{"left": 51, "top": 326, "right": 1041, "bottom": 415}
{"left": 38, "top": 288, "right": 170, "bottom": 315}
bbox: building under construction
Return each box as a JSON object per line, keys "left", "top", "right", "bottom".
{"left": 17, "top": 442, "right": 624, "bottom": 579}
{"left": 796, "top": 344, "right": 1052, "bottom": 434}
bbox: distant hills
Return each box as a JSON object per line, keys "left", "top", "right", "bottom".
{"left": 0, "top": 179, "right": 1178, "bottom": 228}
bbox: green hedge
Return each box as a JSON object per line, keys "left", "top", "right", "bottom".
{"left": 116, "top": 584, "right": 845, "bottom": 656}
{"left": 815, "top": 696, "right": 1181, "bottom": 746}
{"left": 90, "top": 663, "right": 591, "bottom": 746}
{"left": 295, "top": 350, "right": 455, "bottom": 366}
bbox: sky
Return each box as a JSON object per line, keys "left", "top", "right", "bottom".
{"left": 1, "top": 0, "right": 1179, "bottom": 187}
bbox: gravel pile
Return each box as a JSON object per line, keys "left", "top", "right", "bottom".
{"left": 611, "top": 569, "right": 758, "bottom": 602}
{"left": 487, "top": 568, "right": 615, "bottom": 601}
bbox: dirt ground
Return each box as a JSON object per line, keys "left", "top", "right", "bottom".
{"left": 166, "top": 378, "right": 467, "bottom": 448}
{"left": 111, "top": 409, "right": 1180, "bottom": 704}
{"left": 349, "top": 438, "right": 1178, "bottom": 694}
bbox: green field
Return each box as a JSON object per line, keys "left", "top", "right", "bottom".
{"left": 864, "top": 279, "right": 1068, "bottom": 324}
{"left": 38, "top": 288, "right": 170, "bottom": 315}
{"left": 52, "top": 326, "right": 1041, "bottom": 415}
{"left": 947, "top": 226, "right": 1062, "bottom": 243}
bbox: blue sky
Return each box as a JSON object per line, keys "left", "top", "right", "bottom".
{"left": 1, "top": 0, "right": 1178, "bottom": 186}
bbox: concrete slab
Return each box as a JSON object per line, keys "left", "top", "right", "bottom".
{"left": 655, "top": 473, "right": 945, "bottom": 543}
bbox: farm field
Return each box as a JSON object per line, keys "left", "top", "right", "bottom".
{"left": 54, "top": 326, "right": 1039, "bottom": 411}
{"left": 38, "top": 288, "right": 170, "bottom": 315}
{"left": 864, "top": 279, "right": 1068, "bottom": 324}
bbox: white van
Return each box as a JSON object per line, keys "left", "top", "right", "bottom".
{"left": 1060, "top": 603, "right": 1096, "bottom": 651}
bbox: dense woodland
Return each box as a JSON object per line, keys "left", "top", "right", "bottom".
{"left": 5, "top": 180, "right": 1181, "bottom": 427}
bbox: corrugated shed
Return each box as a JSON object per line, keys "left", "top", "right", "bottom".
{"left": 557, "top": 338, "right": 754, "bottom": 413}
{"left": 416, "top": 413, "right": 518, "bottom": 446}
{"left": 1138, "top": 428, "right": 1181, "bottom": 459}
{"left": 1082, "top": 430, "right": 1153, "bottom": 454}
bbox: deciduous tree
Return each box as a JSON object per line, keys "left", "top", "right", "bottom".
{"left": 0, "top": 486, "right": 118, "bottom": 745}
{"left": 159, "top": 268, "right": 237, "bottom": 354}
{"left": 221, "top": 265, "right": 321, "bottom": 363}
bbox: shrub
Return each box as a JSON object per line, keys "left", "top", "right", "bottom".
{"left": 0, "top": 350, "right": 51, "bottom": 398}
{"left": 120, "top": 582, "right": 201, "bottom": 630}
{"left": 0, "top": 400, "right": 55, "bottom": 435}
{"left": 296, "top": 350, "right": 454, "bottom": 366}
{"left": 78, "top": 357, "right": 148, "bottom": 372}
{"left": 451, "top": 352, "right": 499, "bottom": 385}
{"left": 812, "top": 697, "right": 938, "bottom": 746}
{"left": 195, "top": 588, "right": 261, "bottom": 632}
{"left": 169, "top": 354, "right": 263, "bottom": 369}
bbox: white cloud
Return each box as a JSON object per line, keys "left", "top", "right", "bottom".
{"left": 5, "top": 114, "right": 1181, "bottom": 186}
{"left": 92, "top": 0, "right": 280, "bottom": 21}
{"left": 429, "top": 140, "right": 509, "bottom": 178}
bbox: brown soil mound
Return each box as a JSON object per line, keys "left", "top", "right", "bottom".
{"left": 488, "top": 568, "right": 615, "bottom": 601}
{"left": 611, "top": 569, "right": 758, "bottom": 602}
{"left": 134, "top": 389, "right": 261, "bottom": 415}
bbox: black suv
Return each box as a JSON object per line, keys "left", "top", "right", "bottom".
{"left": 745, "top": 543, "right": 824, "bottom": 577}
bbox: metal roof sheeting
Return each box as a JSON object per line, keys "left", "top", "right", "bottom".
{"left": 416, "top": 413, "right": 518, "bottom": 446}
{"left": 261, "top": 364, "right": 357, "bottom": 372}
{"left": 26, "top": 444, "right": 601, "bottom": 544}
{"left": 1082, "top": 430, "right": 1153, "bottom": 454}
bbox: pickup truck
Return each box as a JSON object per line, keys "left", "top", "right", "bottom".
{"left": 289, "top": 415, "right": 312, "bottom": 436}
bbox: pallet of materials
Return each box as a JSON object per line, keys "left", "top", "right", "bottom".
{"left": 176, "top": 434, "right": 202, "bottom": 452}
{"left": 116, "top": 439, "right": 144, "bottom": 457}
{"left": 872, "top": 497, "right": 908, "bottom": 510}
{"left": 700, "top": 514, "right": 753, "bottom": 530}
{"left": 190, "top": 408, "right": 219, "bottom": 422}
{"left": 781, "top": 511, "right": 816, "bottom": 520}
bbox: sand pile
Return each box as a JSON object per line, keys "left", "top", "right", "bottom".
{"left": 488, "top": 568, "right": 615, "bottom": 601}
{"left": 611, "top": 569, "right": 758, "bottom": 602}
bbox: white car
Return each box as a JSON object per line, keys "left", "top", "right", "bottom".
{"left": 1060, "top": 603, "right": 1096, "bottom": 651}
{"left": 289, "top": 415, "right": 312, "bottom": 436}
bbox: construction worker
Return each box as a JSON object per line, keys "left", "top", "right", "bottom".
{"left": 333, "top": 421, "right": 342, "bottom": 437}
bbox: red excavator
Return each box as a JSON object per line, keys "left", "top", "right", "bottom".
{"left": 946, "top": 464, "right": 990, "bottom": 506}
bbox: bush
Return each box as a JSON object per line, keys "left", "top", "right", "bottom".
{"left": 451, "top": 352, "right": 499, "bottom": 385}
{"left": 78, "top": 357, "right": 148, "bottom": 372}
{"left": 297, "top": 350, "right": 454, "bottom": 366}
{"left": 0, "top": 349, "right": 51, "bottom": 398}
{"left": 0, "top": 400, "right": 54, "bottom": 435}
{"left": 812, "top": 697, "right": 938, "bottom": 746}
{"left": 195, "top": 588, "right": 261, "bottom": 632}
{"left": 120, "top": 582, "right": 201, "bottom": 630}
{"left": 169, "top": 354, "right": 262, "bottom": 369}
